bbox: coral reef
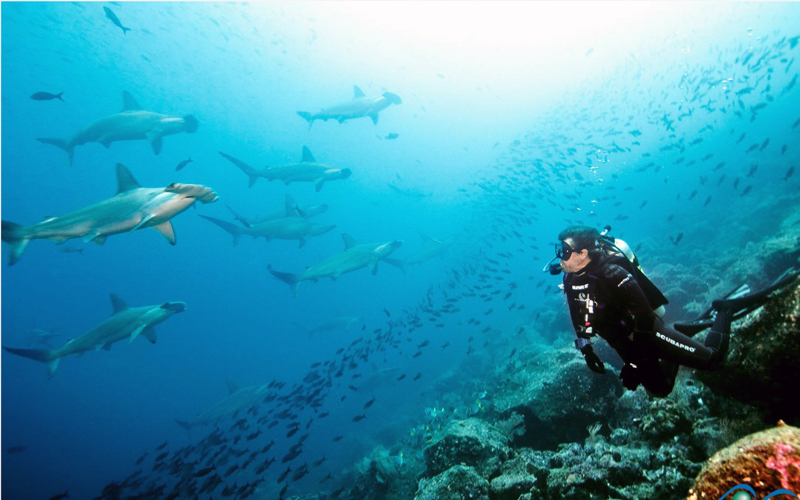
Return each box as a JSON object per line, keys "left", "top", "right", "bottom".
{"left": 423, "top": 418, "right": 509, "bottom": 477}
{"left": 415, "top": 465, "right": 490, "bottom": 500}
{"left": 688, "top": 422, "right": 800, "bottom": 500}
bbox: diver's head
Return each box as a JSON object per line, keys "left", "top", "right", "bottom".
{"left": 556, "top": 226, "right": 601, "bottom": 273}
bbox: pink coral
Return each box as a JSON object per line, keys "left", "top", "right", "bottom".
{"left": 765, "top": 442, "right": 800, "bottom": 490}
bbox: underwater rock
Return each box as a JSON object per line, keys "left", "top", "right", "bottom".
{"left": 688, "top": 421, "right": 800, "bottom": 500}
{"left": 350, "top": 446, "right": 422, "bottom": 500}
{"left": 640, "top": 398, "right": 692, "bottom": 441}
{"left": 494, "top": 349, "right": 622, "bottom": 449}
{"left": 415, "top": 464, "right": 489, "bottom": 500}
{"left": 489, "top": 449, "right": 550, "bottom": 500}
{"left": 697, "top": 281, "right": 800, "bottom": 421}
{"left": 547, "top": 438, "right": 698, "bottom": 500}
{"left": 423, "top": 418, "right": 509, "bottom": 478}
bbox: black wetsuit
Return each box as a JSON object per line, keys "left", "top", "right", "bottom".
{"left": 563, "top": 253, "right": 727, "bottom": 397}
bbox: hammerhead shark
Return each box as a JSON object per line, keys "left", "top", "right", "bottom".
{"left": 297, "top": 85, "right": 402, "bottom": 126}
{"left": 385, "top": 233, "right": 460, "bottom": 273}
{"left": 176, "top": 381, "right": 274, "bottom": 429}
{"left": 1, "top": 163, "right": 217, "bottom": 265}
{"left": 37, "top": 91, "right": 198, "bottom": 165}
{"left": 199, "top": 194, "right": 335, "bottom": 248}
{"left": 219, "top": 147, "right": 351, "bottom": 192}
{"left": 268, "top": 233, "right": 402, "bottom": 295}
{"left": 2, "top": 294, "right": 186, "bottom": 377}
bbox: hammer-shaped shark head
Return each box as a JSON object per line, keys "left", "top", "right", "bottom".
{"left": 375, "top": 240, "right": 403, "bottom": 258}
{"left": 164, "top": 183, "right": 218, "bottom": 204}
{"left": 160, "top": 301, "right": 187, "bottom": 314}
{"left": 325, "top": 168, "right": 352, "bottom": 180}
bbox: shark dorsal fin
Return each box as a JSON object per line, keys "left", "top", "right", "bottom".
{"left": 122, "top": 91, "right": 142, "bottom": 111}
{"left": 116, "top": 164, "right": 141, "bottom": 193}
{"left": 110, "top": 293, "right": 129, "bottom": 314}
{"left": 301, "top": 146, "right": 316, "bottom": 163}
{"left": 342, "top": 233, "right": 357, "bottom": 250}
{"left": 419, "top": 232, "right": 435, "bottom": 243}
{"left": 284, "top": 193, "right": 299, "bottom": 217}
{"left": 353, "top": 85, "right": 366, "bottom": 98}
{"left": 226, "top": 380, "right": 240, "bottom": 395}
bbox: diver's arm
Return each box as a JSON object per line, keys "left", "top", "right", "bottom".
{"left": 602, "top": 264, "right": 657, "bottom": 334}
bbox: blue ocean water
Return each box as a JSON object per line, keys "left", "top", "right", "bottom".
{"left": 2, "top": 2, "right": 800, "bottom": 499}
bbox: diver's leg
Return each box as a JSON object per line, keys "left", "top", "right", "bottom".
{"left": 649, "top": 318, "right": 718, "bottom": 369}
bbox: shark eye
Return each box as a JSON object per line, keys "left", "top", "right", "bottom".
{"left": 166, "top": 183, "right": 177, "bottom": 189}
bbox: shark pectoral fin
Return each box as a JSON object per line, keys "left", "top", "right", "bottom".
{"left": 132, "top": 214, "right": 155, "bottom": 232}
{"left": 82, "top": 233, "right": 100, "bottom": 243}
{"left": 102, "top": 343, "right": 113, "bottom": 351}
{"left": 298, "top": 238, "right": 306, "bottom": 248}
{"left": 140, "top": 326, "right": 157, "bottom": 344}
{"left": 93, "top": 236, "right": 107, "bottom": 246}
{"left": 152, "top": 221, "right": 176, "bottom": 245}
{"left": 148, "top": 134, "right": 163, "bottom": 155}
{"left": 314, "top": 178, "right": 325, "bottom": 192}
{"left": 129, "top": 324, "right": 147, "bottom": 343}
{"left": 369, "top": 113, "right": 379, "bottom": 125}
{"left": 100, "top": 139, "right": 113, "bottom": 149}
{"left": 368, "top": 259, "right": 379, "bottom": 275}
{"left": 47, "top": 358, "right": 60, "bottom": 378}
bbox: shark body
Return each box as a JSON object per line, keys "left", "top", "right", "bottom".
{"left": 219, "top": 147, "right": 351, "bottom": 192}
{"left": 2, "top": 294, "right": 185, "bottom": 377}
{"left": 297, "top": 85, "right": 401, "bottom": 126}
{"left": 386, "top": 233, "right": 459, "bottom": 272}
{"left": 176, "top": 382, "right": 274, "bottom": 429}
{"left": 37, "top": 91, "right": 198, "bottom": 165}
{"left": 268, "top": 234, "right": 402, "bottom": 295}
{"left": 1, "top": 164, "right": 217, "bottom": 265}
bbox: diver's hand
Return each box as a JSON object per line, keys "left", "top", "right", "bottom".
{"left": 580, "top": 344, "right": 606, "bottom": 374}
{"left": 619, "top": 363, "right": 640, "bottom": 390}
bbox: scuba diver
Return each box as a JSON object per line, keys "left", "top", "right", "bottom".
{"left": 547, "top": 225, "right": 798, "bottom": 397}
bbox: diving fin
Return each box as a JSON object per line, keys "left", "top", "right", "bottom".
{"left": 712, "top": 266, "right": 799, "bottom": 314}
{"left": 675, "top": 267, "right": 799, "bottom": 336}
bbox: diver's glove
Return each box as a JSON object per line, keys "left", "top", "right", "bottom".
{"left": 575, "top": 339, "right": 605, "bottom": 374}
{"left": 619, "top": 363, "right": 641, "bottom": 391}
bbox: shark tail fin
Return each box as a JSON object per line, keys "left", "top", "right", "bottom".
{"left": 37, "top": 138, "right": 74, "bottom": 165}
{"left": 1, "top": 221, "right": 31, "bottom": 266}
{"left": 3, "top": 346, "right": 59, "bottom": 377}
{"left": 384, "top": 258, "right": 406, "bottom": 275}
{"left": 267, "top": 265, "right": 300, "bottom": 296}
{"left": 183, "top": 114, "right": 199, "bottom": 133}
{"left": 122, "top": 26, "right": 131, "bottom": 35}
{"left": 297, "top": 112, "right": 314, "bottom": 129}
{"left": 175, "top": 419, "right": 193, "bottom": 431}
{"left": 198, "top": 215, "right": 242, "bottom": 246}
